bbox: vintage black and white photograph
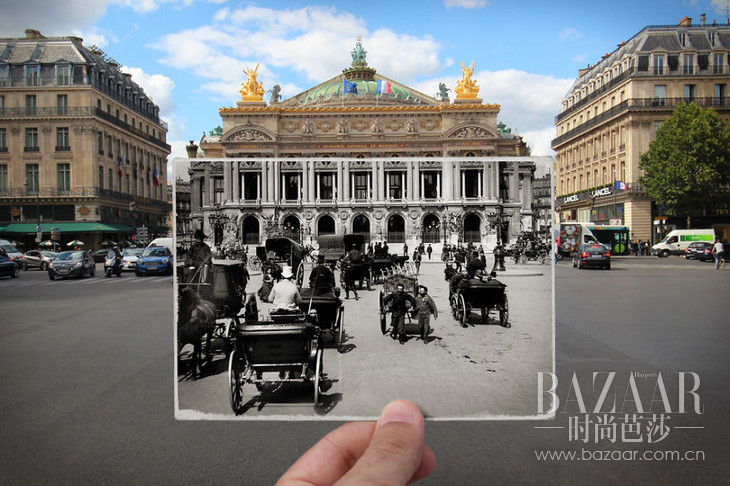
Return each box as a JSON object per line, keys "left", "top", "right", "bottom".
{"left": 174, "top": 160, "right": 554, "bottom": 419}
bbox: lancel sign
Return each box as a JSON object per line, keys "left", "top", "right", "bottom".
{"left": 560, "top": 186, "right": 613, "bottom": 205}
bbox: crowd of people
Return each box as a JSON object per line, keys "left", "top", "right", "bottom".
{"left": 629, "top": 239, "right": 652, "bottom": 256}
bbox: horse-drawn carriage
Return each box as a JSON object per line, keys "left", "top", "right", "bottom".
{"left": 449, "top": 272, "right": 509, "bottom": 327}
{"left": 318, "top": 234, "right": 373, "bottom": 290}
{"left": 371, "top": 253, "right": 409, "bottom": 283}
{"left": 298, "top": 288, "right": 345, "bottom": 352}
{"left": 228, "top": 310, "right": 324, "bottom": 414}
{"left": 177, "top": 259, "right": 249, "bottom": 377}
{"left": 256, "top": 237, "right": 305, "bottom": 287}
{"left": 378, "top": 273, "right": 421, "bottom": 337}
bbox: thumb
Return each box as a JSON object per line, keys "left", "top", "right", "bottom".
{"left": 335, "top": 400, "right": 427, "bottom": 486}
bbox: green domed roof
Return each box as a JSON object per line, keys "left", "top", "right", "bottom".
{"left": 303, "top": 79, "right": 414, "bottom": 104}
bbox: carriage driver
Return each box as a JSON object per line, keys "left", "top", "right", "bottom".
{"left": 268, "top": 265, "right": 302, "bottom": 313}
{"left": 310, "top": 254, "right": 337, "bottom": 297}
{"left": 383, "top": 283, "right": 417, "bottom": 344}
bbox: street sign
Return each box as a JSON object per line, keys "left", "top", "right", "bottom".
{"left": 136, "top": 225, "right": 148, "bottom": 241}
{"left": 36, "top": 225, "right": 42, "bottom": 243}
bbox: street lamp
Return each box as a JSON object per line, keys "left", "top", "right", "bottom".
{"left": 488, "top": 201, "right": 506, "bottom": 272}
{"left": 25, "top": 175, "right": 40, "bottom": 248}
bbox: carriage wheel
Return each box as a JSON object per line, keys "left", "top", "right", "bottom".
{"left": 337, "top": 307, "right": 345, "bottom": 352}
{"left": 228, "top": 350, "right": 245, "bottom": 414}
{"left": 458, "top": 294, "right": 468, "bottom": 327}
{"left": 313, "top": 348, "right": 323, "bottom": 409}
{"left": 296, "top": 263, "right": 305, "bottom": 289}
{"left": 450, "top": 294, "right": 458, "bottom": 319}
{"left": 248, "top": 256, "right": 261, "bottom": 271}
{"left": 500, "top": 296, "right": 510, "bottom": 328}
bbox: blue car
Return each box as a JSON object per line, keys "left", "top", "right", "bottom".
{"left": 135, "top": 246, "right": 173, "bottom": 276}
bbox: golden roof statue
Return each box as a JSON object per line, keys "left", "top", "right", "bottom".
{"left": 240, "top": 64, "right": 265, "bottom": 102}
{"left": 454, "top": 60, "right": 480, "bottom": 100}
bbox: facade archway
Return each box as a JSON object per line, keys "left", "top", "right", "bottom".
{"left": 241, "top": 215, "right": 260, "bottom": 245}
{"left": 463, "top": 213, "right": 481, "bottom": 243}
{"left": 352, "top": 214, "right": 370, "bottom": 241}
{"left": 422, "top": 213, "right": 441, "bottom": 244}
{"left": 317, "top": 214, "right": 336, "bottom": 236}
{"left": 387, "top": 213, "right": 406, "bottom": 243}
{"left": 282, "top": 215, "right": 301, "bottom": 242}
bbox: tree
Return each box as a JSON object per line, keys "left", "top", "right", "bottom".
{"left": 209, "top": 126, "right": 223, "bottom": 137}
{"left": 639, "top": 102, "right": 730, "bottom": 228}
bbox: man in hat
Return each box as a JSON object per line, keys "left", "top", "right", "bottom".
{"left": 414, "top": 285, "right": 437, "bottom": 344}
{"left": 309, "top": 254, "right": 336, "bottom": 296}
{"left": 383, "top": 283, "right": 417, "bottom": 344}
{"left": 268, "top": 265, "right": 302, "bottom": 312}
{"left": 190, "top": 229, "right": 212, "bottom": 270}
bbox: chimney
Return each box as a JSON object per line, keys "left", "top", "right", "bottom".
{"left": 701, "top": 14, "right": 706, "bottom": 26}
{"left": 186, "top": 141, "right": 199, "bottom": 159}
{"left": 25, "top": 29, "right": 45, "bottom": 39}
{"left": 678, "top": 16, "right": 692, "bottom": 27}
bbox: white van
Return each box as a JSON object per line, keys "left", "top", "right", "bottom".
{"left": 147, "top": 237, "right": 174, "bottom": 254}
{"left": 651, "top": 229, "right": 715, "bottom": 257}
{"left": 0, "top": 239, "right": 24, "bottom": 263}
{"left": 557, "top": 223, "right": 599, "bottom": 258}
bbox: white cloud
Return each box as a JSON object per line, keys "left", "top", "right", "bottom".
{"left": 112, "top": 0, "right": 225, "bottom": 14}
{"left": 559, "top": 27, "right": 582, "bottom": 41}
{"left": 443, "top": 0, "right": 489, "bottom": 8}
{"left": 152, "top": 6, "right": 444, "bottom": 102}
{"left": 122, "top": 67, "right": 177, "bottom": 115}
{"left": 521, "top": 127, "right": 556, "bottom": 157}
{"left": 0, "top": 0, "right": 110, "bottom": 37}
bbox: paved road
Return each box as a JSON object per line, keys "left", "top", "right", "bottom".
{"left": 0, "top": 257, "right": 727, "bottom": 484}
{"left": 178, "top": 261, "right": 552, "bottom": 419}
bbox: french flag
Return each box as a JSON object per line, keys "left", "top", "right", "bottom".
{"left": 117, "top": 156, "right": 123, "bottom": 178}
{"left": 153, "top": 164, "right": 159, "bottom": 187}
{"left": 377, "top": 80, "right": 391, "bottom": 95}
{"left": 615, "top": 180, "right": 627, "bottom": 191}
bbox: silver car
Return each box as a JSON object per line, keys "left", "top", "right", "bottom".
{"left": 121, "top": 248, "right": 144, "bottom": 271}
{"left": 22, "top": 250, "right": 58, "bottom": 271}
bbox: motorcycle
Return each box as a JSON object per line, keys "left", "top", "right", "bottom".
{"left": 105, "top": 251, "right": 122, "bottom": 278}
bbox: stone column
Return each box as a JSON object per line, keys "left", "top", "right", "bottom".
{"left": 337, "top": 161, "right": 344, "bottom": 202}
{"left": 192, "top": 178, "right": 201, "bottom": 212}
{"left": 223, "top": 160, "right": 231, "bottom": 203}
{"left": 343, "top": 160, "right": 350, "bottom": 200}
{"left": 443, "top": 160, "right": 453, "bottom": 200}
{"left": 483, "top": 164, "right": 491, "bottom": 199}
{"left": 407, "top": 161, "right": 415, "bottom": 200}
{"left": 232, "top": 161, "right": 240, "bottom": 202}
{"left": 308, "top": 161, "right": 315, "bottom": 202}
{"left": 273, "top": 160, "right": 280, "bottom": 202}
{"left": 371, "top": 162, "right": 378, "bottom": 200}
{"left": 378, "top": 160, "right": 385, "bottom": 201}
{"left": 522, "top": 171, "right": 533, "bottom": 211}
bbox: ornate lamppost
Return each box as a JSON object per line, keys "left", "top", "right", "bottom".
{"left": 208, "top": 204, "right": 228, "bottom": 252}
{"left": 488, "top": 201, "right": 506, "bottom": 272}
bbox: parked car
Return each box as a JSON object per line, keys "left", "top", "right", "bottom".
{"left": 572, "top": 243, "right": 611, "bottom": 270}
{"left": 0, "top": 255, "right": 20, "bottom": 279}
{"left": 22, "top": 250, "right": 58, "bottom": 271}
{"left": 683, "top": 242, "right": 714, "bottom": 261}
{"left": 48, "top": 250, "right": 96, "bottom": 280}
{"left": 91, "top": 249, "right": 111, "bottom": 263}
{"left": 135, "top": 246, "right": 173, "bottom": 276}
{"left": 121, "top": 248, "right": 145, "bottom": 271}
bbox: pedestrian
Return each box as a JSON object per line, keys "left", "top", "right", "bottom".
{"left": 342, "top": 262, "right": 359, "bottom": 300}
{"left": 309, "top": 254, "right": 337, "bottom": 296}
{"left": 412, "top": 249, "right": 421, "bottom": 274}
{"left": 712, "top": 238, "right": 725, "bottom": 270}
{"left": 383, "top": 283, "right": 417, "bottom": 344}
{"left": 426, "top": 244, "right": 433, "bottom": 260}
{"left": 414, "top": 285, "right": 437, "bottom": 344}
{"left": 403, "top": 243, "right": 408, "bottom": 257}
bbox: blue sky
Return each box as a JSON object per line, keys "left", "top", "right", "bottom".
{"left": 4, "top": 0, "right": 729, "bottom": 179}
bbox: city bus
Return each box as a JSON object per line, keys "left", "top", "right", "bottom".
{"left": 582, "top": 224, "right": 631, "bottom": 255}
{"left": 557, "top": 223, "right": 630, "bottom": 256}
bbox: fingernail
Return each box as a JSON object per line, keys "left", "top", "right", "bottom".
{"left": 378, "top": 400, "right": 419, "bottom": 426}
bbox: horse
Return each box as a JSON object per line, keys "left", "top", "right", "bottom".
{"left": 178, "top": 286, "right": 217, "bottom": 379}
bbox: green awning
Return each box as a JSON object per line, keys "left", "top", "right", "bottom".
{"left": 0, "top": 223, "right": 134, "bottom": 235}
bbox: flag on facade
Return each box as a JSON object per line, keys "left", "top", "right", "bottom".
{"left": 153, "top": 164, "right": 159, "bottom": 187}
{"left": 377, "top": 80, "right": 391, "bottom": 95}
{"left": 343, "top": 79, "right": 358, "bottom": 94}
{"left": 615, "top": 180, "right": 627, "bottom": 191}
{"left": 117, "top": 155, "right": 123, "bottom": 178}
{"left": 123, "top": 150, "right": 128, "bottom": 165}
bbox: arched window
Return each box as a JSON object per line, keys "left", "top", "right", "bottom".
{"left": 242, "top": 216, "right": 260, "bottom": 245}
{"left": 387, "top": 214, "right": 406, "bottom": 243}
